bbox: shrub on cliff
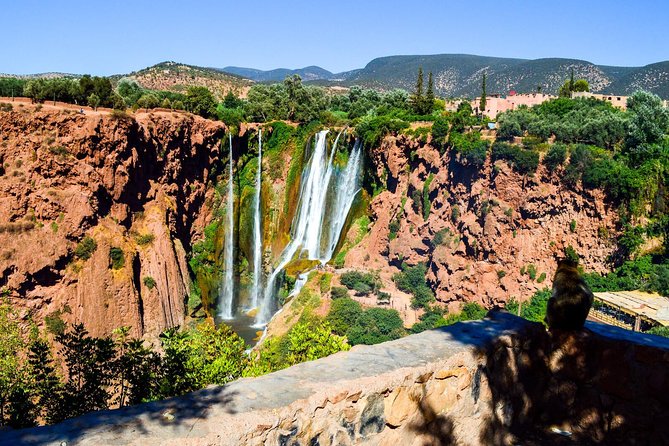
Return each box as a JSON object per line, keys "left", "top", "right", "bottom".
{"left": 340, "top": 271, "right": 380, "bottom": 295}
{"left": 355, "top": 115, "right": 409, "bottom": 147}
{"left": 74, "top": 236, "right": 97, "bottom": 260}
{"left": 492, "top": 141, "right": 540, "bottom": 175}
{"left": 449, "top": 131, "right": 488, "bottom": 167}
{"left": 393, "top": 263, "right": 435, "bottom": 309}
{"left": 543, "top": 143, "right": 567, "bottom": 170}
{"left": 347, "top": 308, "right": 404, "bottom": 345}
{"left": 110, "top": 247, "right": 125, "bottom": 270}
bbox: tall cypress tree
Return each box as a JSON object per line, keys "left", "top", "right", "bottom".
{"left": 479, "top": 72, "right": 487, "bottom": 115}
{"left": 569, "top": 68, "right": 575, "bottom": 93}
{"left": 410, "top": 67, "right": 424, "bottom": 114}
{"left": 28, "top": 339, "right": 63, "bottom": 425}
{"left": 425, "top": 71, "right": 435, "bottom": 115}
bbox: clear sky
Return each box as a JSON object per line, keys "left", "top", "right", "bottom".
{"left": 1, "top": 0, "right": 667, "bottom": 75}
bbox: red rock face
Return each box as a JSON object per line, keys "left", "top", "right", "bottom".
{"left": 0, "top": 108, "right": 225, "bottom": 339}
{"left": 345, "top": 134, "right": 617, "bottom": 308}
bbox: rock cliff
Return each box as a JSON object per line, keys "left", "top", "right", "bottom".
{"left": 345, "top": 134, "right": 618, "bottom": 310}
{"left": 0, "top": 107, "right": 225, "bottom": 338}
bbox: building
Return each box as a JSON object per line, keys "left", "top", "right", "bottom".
{"left": 571, "top": 91, "right": 628, "bottom": 110}
{"left": 590, "top": 290, "right": 669, "bottom": 331}
{"left": 471, "top": 92, "right": 556, "bottom": 118}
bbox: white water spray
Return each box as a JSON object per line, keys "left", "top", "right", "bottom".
{"left": 218, "top": 134, "right": 235, "bottom": 319}
{"left": 250, "top": 130, "right": 263, "bottom": 310}
{"left": 255, "top": 130, "right": 362, "bottom": 325}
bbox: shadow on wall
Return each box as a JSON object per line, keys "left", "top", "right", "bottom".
{"left": 408, "top": 310, "right": 669, "bottom": 445}
{"left": 0, "top": 386, "right": 238, "bottom": 445}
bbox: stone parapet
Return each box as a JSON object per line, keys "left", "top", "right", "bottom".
{"left": 3, "top": 311, "right": 669, "bottom": 445}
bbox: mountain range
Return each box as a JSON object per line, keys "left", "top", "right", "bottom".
{"left": 6, "top": 54, "right": 669, "bottom": 99}
{"left": 221, "top": 54, "right": 669, "bottom": 98}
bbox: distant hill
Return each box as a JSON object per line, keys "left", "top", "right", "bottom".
{"left": 221, "top": 65, "right": 333, "bottom": 82}
{"left": 111, "top": 61, "right": 253, "bottom": 99}
{"left": 6, "top": 55, "right": 669, "bottom": 99}
{"left": 326, "top": 54, "right": 669, "bottom": 98}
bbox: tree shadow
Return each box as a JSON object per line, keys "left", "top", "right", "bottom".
{"left": 0, "top": 385, "right": 238, "bottom": 445}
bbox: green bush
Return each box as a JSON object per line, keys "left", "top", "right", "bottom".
{"left": 330, "top": 287, "right": 349, "bottom": 300}
{"left": 326, "top": 298, "right": 363, "bottom": 336}
{"left": 346, "top": 308, "right": 405, "bottom": 345}
{"left": 74, "top": 236, "right": 97, "bottom": 260}
{"left": 340, "top": 271, "right": 380, "bottom": 294}
{"left": 543, "top": 143, "right": 567, "bottom": 169}
{"left": 449, "top": 131, "right": 488, "bottom": 167}
{"left": 135, "top": 233, "right": 155, "bottom": 246}
{"left": 110, "top": 247, "right": 125, "bottom": 270}
{"left": 143, "top": 276, "right": 157, "bottom": 289}
{"left": 422, "top": 174, "right": 434, "bottom": 220}
{"left": 45, "top": 310, "right": 66, "bottom": 335}
{"left": 393, "top": 264, "right": 435, "bottom": 309}
{"left": 564, "top": 245, "right": 579, "bottom": 264}
{"left": 506, "top": 289, "right": 551, "bottom": 324}
{"left": 492, "top": 141, "right": 540, "bottom": 175}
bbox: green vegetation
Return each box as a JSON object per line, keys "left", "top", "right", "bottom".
{"left": 393, "top": 263, "right": 435, "bottom": 309}
{"left": 339, "top": 270, "right": 381, "bottom": 296}
{"left": 143, "top": 276, "right": 157, "bottom": 289}
{"left": 0, "top": 303, "right": 352, "bottom": 428}
{"left": 135, "top": 233, "right": 155, "bottom": 246}
{"left": 492, "top": 141, "right": 540, "bottom": 175}
{"left": 422, "top": 173, "right": 434, "bottom": 219}
{"left": 449, "top": 131, "right": 488, "bottom": 167}
{"left": 326, "top": 297, "right": 404, "bottom": 345}
{"left": 109, "top": 247, "right": 125, "bottom": 270}
{"left": 506, "top": 289, "right": 551, "bottom": 324}
{"left": 410, "top": 302, "right": 487, "bottom": 333}
{"left": 74, "top": 236, "right": 97, "bottom": 260}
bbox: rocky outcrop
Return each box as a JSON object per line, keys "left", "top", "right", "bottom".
{"left": 346, "top": 134, "right": 618, "bottom": 309}
{"left": 0, "top": 108, "right": 225, "bottom": 338}
{"left": 5, "top": 312, "right": 668, "bottom": 445}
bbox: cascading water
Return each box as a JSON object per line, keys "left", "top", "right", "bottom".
{"left": 218, "top": 134, "right": 235, "bottom": 319}
{"left": 250, "top": 130, "right": 263, "bottom": 310}
{"left": 255, "top": 130, "right": 362, "bottom": 325}
{"left": 324, "top": 138, "right": 363, "bottom": 261}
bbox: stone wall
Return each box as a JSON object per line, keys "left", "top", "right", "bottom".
{"left": 3, "top": 312, "right": 669, "bottom": 445}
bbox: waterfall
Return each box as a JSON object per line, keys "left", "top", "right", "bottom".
{"left": 250, "top": 129, "right": 263, "bottom": 310}
{"left": 324, "top": 138, "right": 363, "bottom": 261}
{"left": 255, "top": 130, "right": 362, "bottom": 325}
{"left": 218, "top": 134, "right": 235, "bottom": 319}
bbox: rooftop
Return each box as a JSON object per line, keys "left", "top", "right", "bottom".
{"left": 594, "top": 290, "right": 669, "bottom": 326}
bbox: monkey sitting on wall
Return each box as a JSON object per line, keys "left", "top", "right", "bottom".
{"left": 545, "top": 258, "right": 594, "bottom": 330}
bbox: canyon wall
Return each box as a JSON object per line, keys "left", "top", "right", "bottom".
{"left": 345, "top": 134, "right": 618, "bottom": 310}
{"left": 0, "top": 107, "right": 225, "bottom": 338}
{"left": 4, "top": 312, "right": 668, "bottom": 445}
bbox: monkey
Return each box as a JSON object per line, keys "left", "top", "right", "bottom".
{"left": 545, "top": 258, "right": 594, "bottom": 330}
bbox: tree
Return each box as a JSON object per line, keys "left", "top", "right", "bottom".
{"left": 137, "top": 93, "right": 159, "bottom": 111}
{"left": 87, "top": 93, "right": 100, "bottom": 111}
{"left": 479, "top": 72, "right": 487, "bottom": 115}
{"left": 410, "top": 67, "right": 425, "bottom": 115}
{"left": 286, "top": 320, "right": 350, "bottom": 364}
{"left": 0, "top": 301, "right": 34, "bottom": 427}
{"left": 572, "top": 79, "right": 590, "bottom": 92}
{"left": 56, "top": 324, "right": 115, "bottom": 418}
{"left": 28, "top": 339, "right": 63, "bottom": 424}
{"left": 326, "top": 298, "right": 363, "bottom": 335}
{"left": 625, "top": 90, "right": 669, "bottom": 153}
{"left": 185, "top": 86, "right": 217, "bottom": 118}
{"left": 347, "top": 308, "right": 404, "bottom": 345}
{"left": 425, "top": 71, "right": 435, "bottom": 115}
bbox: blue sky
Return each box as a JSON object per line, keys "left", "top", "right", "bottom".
{"left": 1, "top": 0, "right": 667, "bottom": 75}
